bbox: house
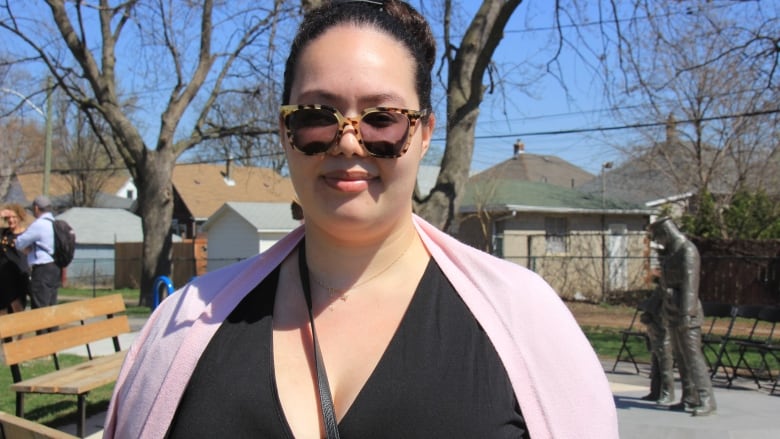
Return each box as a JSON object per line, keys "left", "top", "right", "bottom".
{"left": 200, "top": 202, "right": 303, "bottom": 271}
{"left": 56, "top": 207, "right": 147, "bottom": 286}
{"left": 171, "top": 163, "right": 296, "bottom": 238}
{"left": 5, "top": 171, "right": 136, "bottom": 211}
{"left": 470, "top": 140, "right": 595, "bottom": 189}
{"left": 457, "top": 167, "right": 654, "bottom": 302}
{"left": 5, "top": 163, "right": 297, "bottom": 240}
{"left": 576, "top": 120, "right": 777, "bottom": 216}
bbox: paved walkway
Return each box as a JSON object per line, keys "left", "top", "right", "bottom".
{"left": 609, "top": 361, "right": 780, "bottom": 438}
{"left": 56, "top": 328, "right": 780, "bottom": 438}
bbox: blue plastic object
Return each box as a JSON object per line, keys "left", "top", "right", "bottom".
{"left": 152, "top": 275, "right": 175, "bottom": 311}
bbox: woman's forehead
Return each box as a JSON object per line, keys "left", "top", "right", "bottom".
{"left": 290, "top": 24, "right": 417, "bottom": 106}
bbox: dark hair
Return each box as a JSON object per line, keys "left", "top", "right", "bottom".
{"left": 282, "top": 0, "right": 436, "bottom": 115}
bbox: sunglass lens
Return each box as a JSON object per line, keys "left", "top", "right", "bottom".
{"left": 361, "top": 111, "right": 409, "bottom": 157}
{"left": 288, "top": 108, "right": 338, "bottom": 154}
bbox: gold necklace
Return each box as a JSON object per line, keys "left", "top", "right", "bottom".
{"left": 312, "top": 239, "right": 413, "bottom": 301}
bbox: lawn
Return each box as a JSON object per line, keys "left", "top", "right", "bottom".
{"left": 59, "top": 287, "right": 150, "bottom": 317}
{"left": 0, "top": 355, "right": 115, "bottom": 429}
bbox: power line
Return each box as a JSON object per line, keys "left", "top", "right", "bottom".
{"left": 435, "top": 107, "right": 780, "bottom": 142}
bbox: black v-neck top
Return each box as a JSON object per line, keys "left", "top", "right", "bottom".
{"left": 167, "top": 259, "right": 529, "bottom": 438}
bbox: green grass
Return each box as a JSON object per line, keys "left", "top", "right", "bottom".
{"left": 585, "top": 325, "right": 780, "bottom": 378}
{"left": 59, "top": 287, "right": 150, "bottom": 317}
{"left": 0, "top": 355, "right": 115, "bottom": 428}
{"left": 585, "top": 326, "right": 652, "bottom": 363}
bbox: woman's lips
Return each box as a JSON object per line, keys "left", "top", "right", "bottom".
{"left": 322, "top": 170, "right": 376, "bottom": 192}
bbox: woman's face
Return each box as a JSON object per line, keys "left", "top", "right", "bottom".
{"left": 284, "top": 24, "right": 433, "bottom": 240}
{"left": 1, "top": 209, "right": 20, "bottom": 231}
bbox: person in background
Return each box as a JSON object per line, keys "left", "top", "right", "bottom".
{"left": 105, "top": 1, "right": 618, "bottom": 438}
{"left": 0, "top": 203, "right": 30, "bottom": 314}
{"left": 14, "top": 195, "right": 60, "bottom": 310}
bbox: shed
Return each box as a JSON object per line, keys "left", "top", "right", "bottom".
{"left": 56, "top": 207, "right": 144, "bottom": 286}
{"left": 201, "top": 202, "right": 302, "bottom": 271}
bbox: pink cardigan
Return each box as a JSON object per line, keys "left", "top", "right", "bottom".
{"left": 104, "top": 215, "right": 618, "bottom": 438}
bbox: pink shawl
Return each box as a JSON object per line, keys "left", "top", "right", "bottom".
{"left": 104, "top": 215, "right": 617, "bottom": 438}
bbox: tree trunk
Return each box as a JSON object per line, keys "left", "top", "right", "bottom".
{"left": 416, "top": 0, "right": 522, "bottom": 231}
{"left": 134, "top": 149, "right": 176, "bottom": 306}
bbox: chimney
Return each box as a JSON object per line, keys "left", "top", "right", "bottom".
{"left": 222, "top": 154, "right": 236, "bottom": 186}
{"left": 225, "top": 155, "right": 233, "bottom": 180}
{"left": 513, "top": 139, "right": 525, "bottom": 158}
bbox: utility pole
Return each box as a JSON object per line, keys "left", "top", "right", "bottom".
{"left": 43, "top": 77, "right": 54, "bottom": 196}
{"left": 600, "top": 161, "right": 613, "bottom": 301}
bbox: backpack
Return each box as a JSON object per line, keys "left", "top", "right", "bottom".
{"left": 45, "top": 217, "right": 76, "bottom": 268}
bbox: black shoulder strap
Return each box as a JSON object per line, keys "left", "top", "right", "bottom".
{"left": 298, "top": 243, "right": 341, "bottom": 439}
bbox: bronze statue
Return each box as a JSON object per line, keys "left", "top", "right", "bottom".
{"left": 649, "top": 217, "right": 716, "bottom": 416}
{"left": 640, "top": 281, "right": 675, "bottom": 404}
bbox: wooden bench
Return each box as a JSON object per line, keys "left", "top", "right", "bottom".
{"left": 0, "top": 295, "right": 131, "bottom": 438}
{"left": 0, "top": 410, "right": 78, "bottom": 439}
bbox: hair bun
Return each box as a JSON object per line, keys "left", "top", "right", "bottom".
{"left": 382, "top": 1, "right": 436, "bottom": 71}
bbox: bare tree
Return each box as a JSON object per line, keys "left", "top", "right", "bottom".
{"left": 1, "top": 1, "right": 291, "bottom": 303}
{"left": 194, "top": 84, "right": 287, "bottom": 174}
{"left": 607, "top": 2, "right": 779, "bottom": 231}
{"left": 414, "top": 0, "right": 523, "bottom": 231}
{"left": 56, "top": 97, "right": 122, "bottom": 207}
{"left": 1, "top": 69, "right": 48, "bottom": 200}
{"left": 566, "top": 2, "right": 780, "bottom": 212}
{"left": 0, "top": 118, "right": 45, "bottom": 199}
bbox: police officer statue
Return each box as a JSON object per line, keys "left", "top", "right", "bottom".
{"left": 649, "top": 217, "right": 716, "bottom": 416}
{"left": 640, "top": 279, "right": 675, "bottom": 404}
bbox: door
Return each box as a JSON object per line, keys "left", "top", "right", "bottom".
{"left": 607, "top": 224, "right": 628, "bottom": 290}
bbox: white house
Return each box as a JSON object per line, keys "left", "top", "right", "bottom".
{"left": 201, "top": 202, "right": 302, "bottom": 271}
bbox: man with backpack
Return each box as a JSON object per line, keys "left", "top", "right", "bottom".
{"left": 15, "top": 195, "right": 60, "bottom": 309}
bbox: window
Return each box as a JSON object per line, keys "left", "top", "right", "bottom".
{"left": 545, "top": 217, "right": 567, "bottom": 253}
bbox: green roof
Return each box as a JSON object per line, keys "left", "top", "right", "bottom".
{"left": 461, "top": 180, "right": 646, "bottom": 211}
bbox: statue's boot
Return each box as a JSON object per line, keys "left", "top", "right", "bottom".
{"left": 669, "top": 394, "right": 698, "bottom": 412}
{"left": 642, "top": 364, "right": 661, "bottom": 401}
{"left": 641, "top": 392, "right": 659, "bottom": 401}
{"left": 655, "top": 368, "right": 676, "bottom": 404}
{"left": 692, "top": 389, "right": 717, "bottom": 417}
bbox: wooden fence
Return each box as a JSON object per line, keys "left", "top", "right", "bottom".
{"left": 693, "top": 238, "right": 780, "bottom": 306}
{"left": 114, "top": 237, "right": 207, "bottom": 289}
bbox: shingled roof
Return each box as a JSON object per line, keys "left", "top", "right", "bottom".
{"left": 172, "top": 163, "right": 295, "bottom": 220}
{"left": 12, "top": 171, "right": 133, "bottom": 209}
{"left": 460, "top": 179, "right": 648, "bottom": 214}
{"left": 470, "top": 148, "right": 594, "bottom": 190}
{"left": 577, "top": 140, "right": 754, "bottom": 205}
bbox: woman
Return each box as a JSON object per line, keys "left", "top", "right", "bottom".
{"left": 105, "top": 1, "right": 617, "bottom": 438}
{"left": 0, "top": 204, "right": 30, "bottom": 314}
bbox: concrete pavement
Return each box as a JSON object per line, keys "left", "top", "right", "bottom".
{"left": 609, "top": 361, "right": 780, "bottom": 438}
